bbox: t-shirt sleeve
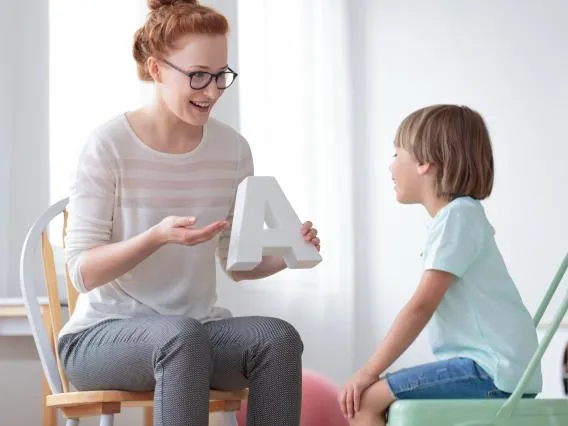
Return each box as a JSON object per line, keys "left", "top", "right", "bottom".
{"left": 216, "top": 134, "right": 254, "bottom": 276}
{"left": 422, "top": 206, "right": 483, "bottom": 278}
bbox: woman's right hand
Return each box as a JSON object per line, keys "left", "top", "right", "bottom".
{"left": 153, "top": 216, "right": 228, "bottom": 246}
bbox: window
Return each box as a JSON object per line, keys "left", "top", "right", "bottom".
{"left": 49, "top": 0, "right": 150, "bottom": 205}
{"left": 49, "top": 0, "right": 150, "bottom": 241}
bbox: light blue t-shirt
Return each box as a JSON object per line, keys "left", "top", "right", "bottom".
{"left": 423, "top": 196, "right": 542, "bottom": 394}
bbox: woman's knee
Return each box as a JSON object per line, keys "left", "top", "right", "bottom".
{"left": 260, "top": 317, "right": 304, "bottom": 356}
{"left": 157, "top": 316, "right": 210, "bottom": 353}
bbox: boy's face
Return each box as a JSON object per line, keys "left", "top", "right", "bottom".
{"left": 389, "top": 147, "right": 424, "bottom": 204}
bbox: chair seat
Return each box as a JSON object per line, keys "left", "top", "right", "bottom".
{"left": 47, "top": 388, "right": 249, "bottom": 409}
{"left": 388, "top": 399, "right": 568, "bottom": 426}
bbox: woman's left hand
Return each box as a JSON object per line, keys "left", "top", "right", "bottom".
{"left": 301, "top": 221, "right": 320, "bottom": 251}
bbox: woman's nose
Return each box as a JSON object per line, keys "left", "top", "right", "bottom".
{"left": 203, "top": 80, "right": 222, "bottom": 99}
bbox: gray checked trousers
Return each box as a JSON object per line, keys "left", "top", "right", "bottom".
{"left": 58, "top": 316, "right": 303, "bottom": 426}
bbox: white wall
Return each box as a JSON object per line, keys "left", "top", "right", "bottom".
{"left": 0, "top": 2, "right": 55, "bottom": 425}
{"left": 351, "top": 0, "right": 568, "bottom": 394}
{"left": 0, "top": 1, "right": 16, "bottom": 296}
{"left": 1, "top": 0, "right": 50, "bottom": 298}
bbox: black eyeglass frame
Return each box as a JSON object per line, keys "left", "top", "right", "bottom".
{"left": 161, "top": 59, "right": 238, "bottom": 90}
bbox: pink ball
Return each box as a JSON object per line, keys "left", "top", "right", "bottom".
{"left": 236, "top": 369, "right": 348, "bottom": 426}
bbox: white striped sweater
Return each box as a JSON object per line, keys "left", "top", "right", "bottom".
{"left": 60, "top": 114, "right": 253, "bottom": 338}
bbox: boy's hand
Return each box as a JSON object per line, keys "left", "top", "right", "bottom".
{"left": 339, "top": 369, "right": 378, "bottom": 419}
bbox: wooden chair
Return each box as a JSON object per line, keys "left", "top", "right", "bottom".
{"left": 387, "top": 253, "right": 568, "bottom": 426}
{"left": 20, "top": 198, "right": 248, "bottom": 426}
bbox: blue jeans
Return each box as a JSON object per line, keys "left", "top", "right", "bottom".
{"left": 385, "top": 357, "right": 537, "bottom": 399}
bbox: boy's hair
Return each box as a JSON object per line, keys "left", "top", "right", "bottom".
{"left": 394, "top": 104, "right": 494, "bottom": 200}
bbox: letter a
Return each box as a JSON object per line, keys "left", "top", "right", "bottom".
{"left": 226, "top": 176, "right": 322, "bottom": 271}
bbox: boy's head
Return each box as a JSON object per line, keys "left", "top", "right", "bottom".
{"left": 391, "top": 104, "right": 494, "bottom": 204}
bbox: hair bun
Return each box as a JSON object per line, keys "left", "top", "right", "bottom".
{"left": 148, "top": 0, "right": 198, "bottom": 11}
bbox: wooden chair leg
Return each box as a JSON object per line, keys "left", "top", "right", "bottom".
{"left": 143, "top": 406, "right": 153, "bottom": 426}
{"left": 41, "top": 306, "right": 57, "bottom": 426}
{"left": 42, "top": 375, "right": 57, "bottom": 426}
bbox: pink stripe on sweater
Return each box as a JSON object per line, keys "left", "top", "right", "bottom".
{"left": 120, "top": 177, "right": 235, "bottom": 190}
{"left": 120, "top": 159, "right": 239, "bottom": 173}
{"left": 117, "top": 195, "right": 233, "bottom": 208}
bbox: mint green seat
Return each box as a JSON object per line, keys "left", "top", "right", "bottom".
{"left": 387, "top": 253, "right": 568, "bottom": 426}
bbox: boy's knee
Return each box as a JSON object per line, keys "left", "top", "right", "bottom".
{"left": 360, "top": 379, "right": 394, "bottom": 416}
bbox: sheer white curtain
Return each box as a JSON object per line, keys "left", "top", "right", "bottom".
{"left": 237, "top": 0, "right": 355, "bottom": 295}
{"left": 233, "top": 0, "right": 355, "bottom": 382}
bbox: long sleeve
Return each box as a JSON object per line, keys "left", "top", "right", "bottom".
{"left": 64, "top": 131, "right": 117, "bottom": 293}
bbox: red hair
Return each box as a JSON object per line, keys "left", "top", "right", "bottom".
{"left": 133, "top": 0, "right": 229, "bottom": 81}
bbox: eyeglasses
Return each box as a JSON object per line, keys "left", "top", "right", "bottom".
{"left": 162, "top": 59, "right": 238, "bottom": 90}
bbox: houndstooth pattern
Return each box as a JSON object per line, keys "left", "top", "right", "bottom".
{"left": 59, "top": 316, "right": 303, "bottom": 426}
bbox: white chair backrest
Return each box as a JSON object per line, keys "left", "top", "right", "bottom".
{"left": 19, "top": 197, "right": 69, "bottom": 395}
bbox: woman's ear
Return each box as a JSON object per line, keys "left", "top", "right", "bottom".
{"left": 147, "top": 57, "right": 162, "bottom": 83}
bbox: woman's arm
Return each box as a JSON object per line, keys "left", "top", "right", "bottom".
{"left": 76, "top": 226, "right": 162, "bottom": 292}
{"left": 77, "top": 217, "right": 227, "bottom": 292}
{"left": 231, "top": 256, "right": 287, "bottom": 282}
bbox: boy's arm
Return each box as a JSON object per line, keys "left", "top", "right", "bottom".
{"left": 361, "top": 269, "right": 455, "bottom": 377}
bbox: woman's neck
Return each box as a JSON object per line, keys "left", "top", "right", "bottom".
{"left": 142, "top": 101, "right": 203, "bottom": 154}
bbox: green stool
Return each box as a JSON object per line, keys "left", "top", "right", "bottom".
{"left": 387, "top": 253, "right": 568, "bottom": 426}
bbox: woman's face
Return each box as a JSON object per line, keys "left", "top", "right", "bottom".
{"left": 157, "top": 34, "right": 230, "bottom": 126}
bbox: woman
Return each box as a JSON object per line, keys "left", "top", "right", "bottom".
{"left": 58, "top": 1, "right": 321, "bottom": 425}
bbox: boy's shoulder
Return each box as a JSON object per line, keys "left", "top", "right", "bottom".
{"left": 429, "top": 197, "right": 494, "bottom": 244}
{"left": 436, "top": 197, "right": 488, "bottom": 227}
{"left": 441, "top": 196, "right": 480, "bottom": 216}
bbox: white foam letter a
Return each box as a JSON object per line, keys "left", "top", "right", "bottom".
{"left": 226, "top": 176, "right": 322, "bottom": 271}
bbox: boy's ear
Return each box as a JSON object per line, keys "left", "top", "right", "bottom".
{"left": 417, "top": 162, "right": 433, "bottom": 175}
